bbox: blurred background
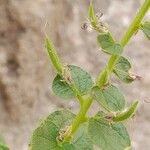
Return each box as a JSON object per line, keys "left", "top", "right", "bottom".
{"left": 0, "top": 0, "right": 150, "bottom": 149}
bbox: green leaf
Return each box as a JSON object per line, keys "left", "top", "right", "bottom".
{"left": 0, "top": 136, "right": 9, "bottom": 150}
{"left": 97, "top": 33, "right": 123, "bottom": 55}
{"left": 0, "top": 137, "right": 5, "bottom": 146}
{"left": 61, "top": 143, "right": 75, "bottom": 150}
{"left": 113, "top": 100, "right": 139, "bottom": 122}
{"left": 30, "top": 109, "right": 93, "bottom": 150}
{"left": 52, "top": 75, "right": 75, "bottom": 99}
{"left": 30, "top": 109, "right": 75, "bottom": 150}
{"left": 72, "top": 123, "right": 93, "bottom": 150}
{"left": 140, "top": 22, "right": 150, "bottom": 40}
{"left": 92, "top": 85, "right": 126, "bottom": 111}
{"left": 0, "top": 145, "right": 9, "bottom": 150}
{"left": 113, "top": 56, "right": 134, "bottom": 83}
{"left": 52, "top": 65, "right": 93, "bottom": 99}
{"left": 88, "top": 117, "right": 131, "bottom": 150}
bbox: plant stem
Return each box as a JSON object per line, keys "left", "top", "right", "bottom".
{"left": 64, "top": 0, "right": 150, "bottom": 142}
{"left": 71, "top": 97, "right": 93, "bottom": 133}
{"left": 97, "top": 0, "right": 150, "bottom": 86}
{"left": 64, "top": 97, "right": 93, "bottom": 141}
{"left": 70, "top": 84, "right": 84, "bottom": 105}
{"left": 120, "top": 0, "right": 150, "bottom": 47}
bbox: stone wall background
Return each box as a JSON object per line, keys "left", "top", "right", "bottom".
{"left": 0, "top": 0, "right": 150, "bottom": 149}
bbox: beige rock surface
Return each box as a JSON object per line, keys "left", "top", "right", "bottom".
{"left": 0, "top": 0, "right": 150, "bottom": 149}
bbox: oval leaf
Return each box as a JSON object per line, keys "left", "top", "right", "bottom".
{"left": 88, "top": 117, "right": 131, "bottom": 150}
{"left": 52, "top": 65, "right": 93, "bottom": 99}
{"left": 92, "top": 85, "right": 126, "bottom": 111}
{"left": 30, "top": 109, "right": 93, "bottom": 150}
{"left": 113, "top": 56, "right": 134, "bottom": 83}
{"left": 97, "top": 33, "right": 123, "bottom": 55}
{"left": 52, "top": 75, "right": 75, "bottom": 99}
{"left": 140, "top": 22, "right": 150, "bottom": 40}
{"left": 30, "top": 109, "right": 75, "bottom": 150}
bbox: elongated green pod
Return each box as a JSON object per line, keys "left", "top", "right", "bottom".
{"left": 45, "top": 36, "right": 63, "bottom": 74}
{"left": 88, "top": 1, "right": 97, "bottom": 27}
{"left": 113, "top": 100, "right": 139, "bottom": 122}
{"left": 88, "top": 1, "right": 94, "bottom": 19}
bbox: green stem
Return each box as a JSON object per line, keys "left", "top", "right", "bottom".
{"left": 64, "top": 97, "right": 93, "bottom": 141}
{"left": 71, "top": 97, "right": 93, "bottom": 133}
{"left": 70, "top": 84, "right": 84, "bottom": 105}
{"left": 97, "top": 0, "right": 150, "bottom": 86}
{"left": 64, "top": 0, "right": 150, "bottom": 142}
{"left": 120, "top": 0, "right": 150, "bottom": 47}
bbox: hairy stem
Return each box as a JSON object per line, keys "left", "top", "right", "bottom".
{"left": 71, "top": 97, "right": 93, "bottom": 133}
{"left": 120, "top": 0, "right": 150, "bottom": 47}
{"left": 70, "top": 84, "right": 84, "bottom": 105}
{"left": 97, "top": 0, "right": 150, "bottom": 86}
{"left": 64, "top": 0, "right": 150, "bottom": 142}
{"left": 64, "top": 97, "right": 93, "bottom": 141}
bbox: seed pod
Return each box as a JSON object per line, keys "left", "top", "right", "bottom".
{"left": 88, "top": 1, "right": 95, "bottom": 21}
{"left": 113, "top": 100, "right": 139, "bottom": 122}
{"left": 45, "top": 36, "right": 63, "bottom": 74}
